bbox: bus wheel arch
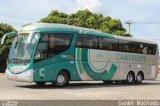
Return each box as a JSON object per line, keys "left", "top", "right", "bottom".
{"left": 126, "top": 71, "right": 135, "bottom": 84}
{"left": 60, "top": 69, "right": 71, "bottom": 80}
{"left": 53, "top": 69, "right": 70, "bottom": 87}
{"left": 135, "top": 71, "right": 144, "bottom": 84}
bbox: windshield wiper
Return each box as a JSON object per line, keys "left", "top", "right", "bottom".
{"left": 9, "top": 59, "right": 21, "bottom": 64}
{"left": 8, "top": 59, "right": 13, "bottom": 64}
{"left": 8, "top": 58, "right": 29, "bottom": 64}
{"left": 23, "top": 59, "right": 29, "bottom": 65}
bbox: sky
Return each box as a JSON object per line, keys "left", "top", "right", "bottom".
{"left": 0, "top": 0, "right": 160, "bottom": 48}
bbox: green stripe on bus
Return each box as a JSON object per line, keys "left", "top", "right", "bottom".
{"left": 103, "top": 64, "right": 117, "bottom": 80}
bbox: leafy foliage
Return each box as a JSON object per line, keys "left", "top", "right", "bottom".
{"left": 41, "top": 9, "right": 127, "bottom": 36}
{"left": 0, "top": 23, "right": 17, "bottom": 72}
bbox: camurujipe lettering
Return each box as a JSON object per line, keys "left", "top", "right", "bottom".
{"left": 117, "top": 54, "right": 146, "bottom": 62}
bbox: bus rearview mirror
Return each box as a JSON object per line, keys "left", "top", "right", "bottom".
{"left": 1, "top": 32, "right": 17, "bottom": 45}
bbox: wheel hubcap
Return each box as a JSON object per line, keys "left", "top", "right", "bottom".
{"left": 57, "top": 75, "right": 65, "bottom": 84}
{"left": 128, "top": 74, "right": 133, "bottom": 83}
{"left": 137, "top": 74, "right": 142, "bottom": 81}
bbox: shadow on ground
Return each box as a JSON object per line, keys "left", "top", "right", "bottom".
{"left": 15, "top": 81, "right": 160, "bottom": 90}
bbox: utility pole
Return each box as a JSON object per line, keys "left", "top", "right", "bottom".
{"left": 125, "top": 21, "right": 133, "bottom": 35}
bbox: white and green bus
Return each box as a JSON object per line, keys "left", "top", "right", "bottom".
{"left": 1, "top": 23, "right": 159, "bottom": 87}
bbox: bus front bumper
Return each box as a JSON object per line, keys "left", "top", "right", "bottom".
{"left": 5, "top": 69, "right": 33, "bottom": 82}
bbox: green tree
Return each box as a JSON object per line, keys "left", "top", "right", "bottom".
{"left": 40, "top": 9, "right": 127, "bottom": 36}
{"left": 0, "top": 23, "right": 17, "bottom": 72}
{"left": 41, "top": 10, "right": 68, "bottom": 24}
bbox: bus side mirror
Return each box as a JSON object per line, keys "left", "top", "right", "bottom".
{"left": 1, "top": 32, "right": 17, "bottom": 45}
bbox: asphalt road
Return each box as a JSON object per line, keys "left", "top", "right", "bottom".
{"left": 1, "top": 73, "right": 160, "bottom": 100}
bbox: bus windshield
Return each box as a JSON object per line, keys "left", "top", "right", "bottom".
{"left": 9, "top": 33, "right": 38, "bottom": 64}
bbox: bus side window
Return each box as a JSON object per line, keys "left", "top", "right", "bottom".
{"left": 135, "top": 43, "right": 147, "bottom": 54}
{"left": 99, "top": 42, "right": 103, "bottom": 49}
{"left": 35, "top": 33, "right": 73, "bottom": 62}
{"left": 48, "top": 33, "right": 72, "bottom": 56}
{"left": 148, "top": 44, "right": 157, "bottom": 55}
{"left": 76, "top": 35, "right": 97, "bottom": 49}
{"left": 35, "top": 35, "right": 48, "bottom": 61}
{"left": 98, "top": 37, "right": 118, "bottom": 51}
{"left": 119, "top": 40, "right": 128, "bottom": 52}
{"left": 119, "top": 40, "right": 135, "bottom": 53}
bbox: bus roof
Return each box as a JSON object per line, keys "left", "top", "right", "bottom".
{"left": 21, "top": 23, "right": 102, "bottom": 34}
{"left": 114, "top": 35, "right": 157, "bottom": 44}
{"left": 21, "top": 23, "right": 157, "bottom": 45}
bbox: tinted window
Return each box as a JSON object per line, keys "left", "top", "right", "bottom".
{"left": 34, "top": 33, "right": 72, "bottom": 62}
{"left": 48, "top": 33, "right": 72, "bottom": 56}
{"left": 119, "top": 40, "right": 136, "bottom": 53}
{"left": 76, "top": 35, "right": 97, "bottom": 49}
{"left": 35, "top": 35, "right": 48, "bottom": 60}
{"left": 76, "top": 34, "right": 157, "bottom": 55}
{"left": 135, "top": 42, "right": 148, "bottom": 54}
{"left": 99, "top": 37, "right": 118, "bottom": 51}
{"left": 148, "top": 44, "right": 157, "bottom": 55}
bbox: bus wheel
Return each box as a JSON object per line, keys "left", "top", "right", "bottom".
{"left": 126, "top": 72, "right": 135, "bottom": 84}
{"left": 35, "top": 82, "right": 46, "bottom": 86}
{"left": 135, "top": 72, "right": 143, "bottom": 84}
{"left": 53, "top": 71, "right": 69, "bottom": 87}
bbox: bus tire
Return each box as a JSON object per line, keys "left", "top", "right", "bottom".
{"left": 135, "top": 72, "right": 143, "bottom": 84}
{"left": 126, "top": 72, "right": 135, "bottom": 84}
{"left": 35, "top": 82, "right": 46, "bottom": 86}
{"left": 53, "top": 71, "right": 69, "bottom": 87}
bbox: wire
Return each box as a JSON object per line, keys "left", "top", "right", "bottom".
{"left": 124, "top": 21, "right": 160, "bottom": 24}
{"left": 132, "top": 22, "right": 160, "bottom": 24}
